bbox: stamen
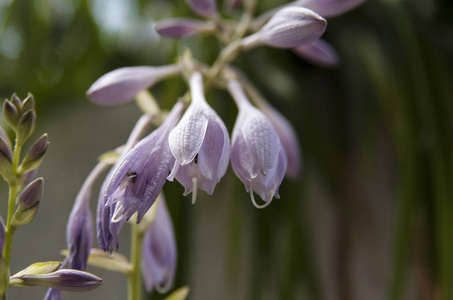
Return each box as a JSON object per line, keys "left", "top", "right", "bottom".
{"left": 111, "top": 202, "right": 125, "bottom": 223}
{"left": 154, "top": 274, "right": 172, "bottom": 294}
{"left": 250, "top": 188, "right": 273, "bottom": 209}
{"left": 192, "top": 177, "right": 198, "bottom": 205}
{"left": 119, "top": 172, "right": 137, "bottom": 190}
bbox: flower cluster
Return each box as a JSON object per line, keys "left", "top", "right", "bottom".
{"left": 62, "top": 0, "right": 364, "bottom": 298}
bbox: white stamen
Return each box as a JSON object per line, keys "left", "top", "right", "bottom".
{"left": 192, "top": 177, "right": 198, "bottom": 205}
{"left": 111, "top": 202, "right": 125, "bottom": 223}
{"left": 154, "top": 272, "right": 172, "bottom": 293}
{"left": 250, "top": 188, "right": 273, "bottom": 209}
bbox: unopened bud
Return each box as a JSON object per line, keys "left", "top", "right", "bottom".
{"left": 11, "top": 178, "right": 44, "bottom": 227}
{"left": 21, "top": 93, "right": 35, "bottom": 113}
{"left": 19, "top": 134, "right": 49, "bottom": 174}
{"left": 0, "top": 136, "right": 14, "bottom": 184}
{"left": 12, "top": 262, "right": 61, "bottom": 279}
{"left": 3, "top": 100, "right": 19, "bottom": 129}
{"left": 17, "top": 269, "right": 103, "bottom": 292}
{"left": 186, "top": 0, "right": 217, "bottom": 18}
{"left": 10, "top": 93, "right": 22, "bottom": 113}
{"left": 242, "top": 6, "right": 327, "bottom": 50}
{"left": 155, "top": 18, "right": 215, "bottom": 39}
{"left": 17, "top": 109, "right": 36, "bottom": 144}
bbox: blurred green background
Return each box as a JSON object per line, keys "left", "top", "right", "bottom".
{"left": 1, "top": 0, "right": 453, "bottom": 299}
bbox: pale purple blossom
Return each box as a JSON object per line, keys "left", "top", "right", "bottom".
{"left": 103, "top": 102, "right": 183, "bottom": 224}
{"left": 155, "top": 18, "right": 215, "bottom": 39}
{"left": 228, "top": 81, "right": 287, "bottom": 208}
{"left": 20, "top": 270, "right": 102, "bottom": 292}
{"left": 294, "top": 0, "right": 365, "bottom": 18}
{"left": 141, "top": 196, "right": 177, "bottom": 293}
{"left": 167, "top": 73, "right": 230, "bottom": 204}
{"left": 242, "top": 6, "right": 327, "bottom": 50}
{"left": 293, "top": 38, "right": 339, "bottom": 67}
{"left": 87, "top": 65, "right": 180, "bottom": 106}
{"left": 186, "top": 0, "right": 217, "bottom": 18}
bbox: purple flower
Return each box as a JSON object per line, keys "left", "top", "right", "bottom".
{"left": 292, "top": 38, "right": 339, "bottom": 67}
{"left": 103, "top": 102, "right": 183, "bottom": 224}
{"left": 242, "top": 6, "right": 327, "bottom": 50}
{"left": 141, "top": 196, "right": 177, "bottom": 293}
{"left": 167, "top": 73, "right": 230, "bottom": 204}
{"left": 155, "top": 18, "right": 215, "bottom": 39}
{"left": 87, "top": 65, "right": 180, "bottom": 106}
{"left": 294, "top": 0, "right": 365, "bottom": 18}
{"left": 228, "top": 81, "right": 287, "bottom": 208}
{"left": 19, "top": 269, "right": 102, "bottom": 292}
{"left": 186, "top": 0, "right": 217, "bottom": 18}
{"left": 44, "top": 288, "right": 61, "bottom": 300}
{"left": 261, "top": 104, "right": 301, "bottom": 179}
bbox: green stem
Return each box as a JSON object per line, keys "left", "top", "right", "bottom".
{"left": 128, "top": 221, "right": 144, "bottom": 300}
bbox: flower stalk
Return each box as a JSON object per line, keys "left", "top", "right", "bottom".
{"left": 128, "top": 221, "right": 144, "bottom": 300}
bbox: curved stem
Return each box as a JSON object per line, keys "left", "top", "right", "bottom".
{"left": 128, "top": 221, "right": 144, "bottom": 300}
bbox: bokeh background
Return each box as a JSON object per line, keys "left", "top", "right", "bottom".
{"left": 1, "top": 0, "right": 453, "bottom": 299}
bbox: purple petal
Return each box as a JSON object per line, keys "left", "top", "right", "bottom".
{"left": 262, "top": 105, "right": 302, "bottom": 178}
{"left": 243, "top": 6, "right": 327, "bottom": 49}
{"left": 294, "top": 0, "right": 365, "bottom": 17}
{"left": 155, "top": 18, "right": 214, "bottom": 39}
{"left": 87, "top": 65, "right": 180, "bottom": 106}
{"left": 66, "top": 201, "right": 93, "bottom": 270}
{"left": 44, "top": 288, "right": 62, "bottom": 300}
{"left": 21, "top": 270, "right": 103, "bottom": 292}
{"left": 293, "top": 38, "right": 339, "bottom": 67}
{"left": 186, "top": 0, "right": 217, "bottom": 18}
{"left": 141, "top": 197, "right": 177, "bottom": 293}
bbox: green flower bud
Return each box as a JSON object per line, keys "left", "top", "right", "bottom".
{"left": 19, "top": 134, "right": 49, "bottom": 174}
{"left": 10, "top": 93, "right": 22, "bottom": 113}
{"left": 11, "top": 261, "right": 61, "bottom": 279}
{"left": 21, "top": 93, "right": 35, "bottom": 114}
{"left": 11, "top": 178, "right": 44, "bottom": 227}
{"left": 0, "top": 136, "right": 14, "bottom": 184}
{"left": 3, "top": 100, "right": 19, "bottom": 129}
{"left": 16, "top": 109, "right": 36, "bottom": 145}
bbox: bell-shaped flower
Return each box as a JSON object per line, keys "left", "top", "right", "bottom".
{"left": 241, "top": 6, "right": 327, "bottom": 50}
{"left": 67, "top": 162, "right": 110, "bottom": 270}
{"left": 103, "top": 102, "right": 184, "bottom": 224}
{"left": 87, "top": 65, "right": 180, "bottom": 106}
{"left": 155, "top": 18, "right": 215, "bottom": 39}
{"left": 228, "top": 80, "right": 287, "bottom": 208}
{"left": 294, "top": 0, "right": 365, "bottom": 18}
{"left": 167, "top": 73, "right": 230, "bottom": 204}
{"left": 292, "top": 38, "right": 339, "bottom": 67}
{"left": 186, "top": 0, "right": 217, "bottom": 18}
{"left": 141, "top": 196, "right": 177, "bottom": 293}
{"left": 260, "top": 104, "right": 301, "bottom": 179}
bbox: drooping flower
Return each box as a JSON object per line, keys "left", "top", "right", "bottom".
{"left": 167, "top": 72, "right": 230, "bottom": 204}
{"left": 103, "top": 102, "right": 184, "bottom": 224}
{"left": 292, "top": 38, "right": 339, "bottom": 67}
{"left": 141, "top": 196, "right": 177, "bottom": 293}
{"left": 155, "top": 18, "right": 215, "bottom": 39}
{"left": 241, "top": 6, "right": 327, "bottom": 50}
{"left": 228, "top": 80, "right": 287, "bottom": 208}
{"left": 294, "top": 0, "right": 365, "bottom": 18}
{"left": 87, "top": 65, "right": 180, "bottom": 106}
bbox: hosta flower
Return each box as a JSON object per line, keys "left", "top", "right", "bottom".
{"left": 167, "top": 72, "right": 230, "bottom": 204}
{"left": 18, "top": 270, "right": 102, "bottom": 292}
{"left": 103, "top": 102, "right": 183, "bottom": 224}
{"left": 186, "top": 0, "right": 217, "bottom": 18}
{"left": 155, "top": 18, "right": 215, "bottom": 39}
{"left": 292, "top": 38, "right": 339, "bottom": 67}
{"left": 294, "top": 0, "right": 365, "bottom": 18}
{"left": 141, "top": 196, "right": 177, "bottom": 293}
{"left": 241, "top": 6, "right": 327, "bottom": 50}
{"left": 228, "top": 80, "right": 287, "bottom": 208}
{"left": 87, "top": 65, "right": 180, "bottom": 106}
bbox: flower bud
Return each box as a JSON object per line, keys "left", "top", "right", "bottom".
{"left": 292, "top": 38, "right": 339, "bottom": 67}
{"left": 186, "top": 0, "right": 217, "bottom": 18}
{"left": 11, "top": 178, "right": 43, "bottom": 227}
{"left": 155, "top": 18, "right": 214, "bottom": 39}
{"left": 3, "top": 100, "right": 19, "bottom": 129}
{"left": 17, "top": 109, "right": 36, "bottom": 144}
{"left": 10, "top": 93, "right": 22, "bottom": 112}
{"left": 0, "top": 136, "right": 14, "bottom": 184}
{"left": 21, "top": 93, "right": 35, "bottom": 113}
{"left": 19, "top": 134, "right": 49, "bottom": 174}
{"left": 87, "top": 65, "right": 180, "bottom": 106}
{"left": 0, "top": 127, "right": 11, "bottom": 148}
{"left": 15, "top": 269, "right": 103, "bottom": 292}
{"left": 294, "top": 0, "right": 365, "bottom": 18}
{"left": 241, "top": 6, "right": 327, "bottom": 50}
